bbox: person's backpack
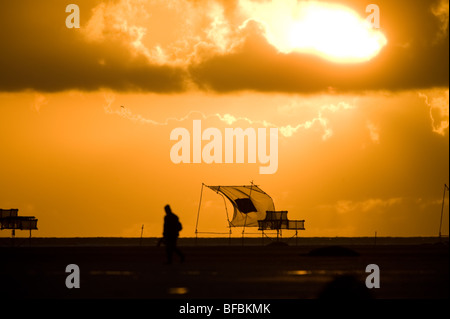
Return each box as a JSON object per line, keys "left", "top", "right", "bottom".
{"left": 177, "top": 220, "right": 183, "bottom": 231}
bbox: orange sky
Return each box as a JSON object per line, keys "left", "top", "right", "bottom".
{"left": 0, "top": 0, "right": 448, "bottom": 238}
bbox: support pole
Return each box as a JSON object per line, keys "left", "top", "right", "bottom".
{"left": 195, "top": 183, "right": 204, "bottom": 246}
{"left": 220, "top": 193, "right": 232, "bottom": 246}
{"left": 242, "top": 181, "right": 254, "bottom": 247}
{"left": 242, "top": 215, "right": 247, "bottom": 246}
{"left": 262, "top": 229, "right": 264, "bottom": 246}
{"left": 439, "top": 184, "right": 449, "bottom": 241}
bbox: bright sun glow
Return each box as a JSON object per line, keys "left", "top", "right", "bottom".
{"left": 240, "top": 0, "right": 388, "bottom": 63}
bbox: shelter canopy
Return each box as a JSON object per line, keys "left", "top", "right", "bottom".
{"left": 205, "top": 185, "right": 275, "bottom": 227}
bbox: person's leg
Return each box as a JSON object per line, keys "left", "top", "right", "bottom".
{"left": 172, "top": 237, "right": 184, "bottom": 262}
{"left": 165, "top": 238, "right": 175, "bottom": 264}
{"left": 175, "top": 243, "right": 184, "bottom": 262}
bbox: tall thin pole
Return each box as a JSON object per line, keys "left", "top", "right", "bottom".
{"left": 439, "top": 184, "right": 449, "bottom": 240}
{"left": 242, "top": 181, "right": 254, "bottom": 246}
{"left": 262, "top": 229, "right": 264, "bottom": 246}
{"left": 140, "top": 224, "right": 144, "bottom": 246}
{"left": 242, "top": 214, "right": 247, "bottom": 246}
{"left": 195, "top": 183, "right": 204, "bottom": 245}
{"left": 220, "top": 194, "right": 232, "bottom": 245}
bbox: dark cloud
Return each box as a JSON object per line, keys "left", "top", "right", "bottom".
{"left": 189, "top": 0, "right": 449, "bottom": 93}
{"left": 189, "top": 27, "right": 448, "bottom": 94}
{"left": 0, "top": 0, "right": 187, "bottom": 92}
{"left": 0, "top": 0, "right": 448, "bottom": 93}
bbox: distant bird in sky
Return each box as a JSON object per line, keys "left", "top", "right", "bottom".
{"left": 120, "top": 105, "right": 125, "bottom": 108}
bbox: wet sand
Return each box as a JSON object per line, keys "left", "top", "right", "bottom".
{"left": 0, "top": 237, "right": 448, "bottom": 300}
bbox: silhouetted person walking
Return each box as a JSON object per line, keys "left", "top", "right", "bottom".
{"left": 161, "top": 204, "right": 184, "bottom": 264}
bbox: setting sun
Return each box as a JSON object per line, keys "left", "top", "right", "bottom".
{"left": 240, "top": 0, "right": 388, "bottom": 63}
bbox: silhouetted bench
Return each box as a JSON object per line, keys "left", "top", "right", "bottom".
{"left": 258, "top": 211, "right": 305, "bottom": 242}
{"left": 258, "top": 211, "right": 305, "bottom": 230}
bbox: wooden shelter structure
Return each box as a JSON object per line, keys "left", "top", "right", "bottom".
{"left": 0, "top": 209, "right": 38, "bottom": 241}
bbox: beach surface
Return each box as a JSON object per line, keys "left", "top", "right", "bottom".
{"left": 1, "top": 237, "right": 448, "bottom": 299}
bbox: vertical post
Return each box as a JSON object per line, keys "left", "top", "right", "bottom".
{"left": 221, "top": 193, "right": 232, "bottom": 246}
{"left": 140, "top": 224, "right": 144, "bottom": 246}
{"left": 195, "top": 183, "right": 204, "bottom": 246}
{"left": 439, "top": 184, "right": 448, "bottom": 241}
{"left": 242, "top": 216, "right": 247, "bottom": 246}
{"left": 242, "top": 181, "right": 254, "bottom": 247}
{"left": 262, "top": 229, "right": 264, "bottom": 246}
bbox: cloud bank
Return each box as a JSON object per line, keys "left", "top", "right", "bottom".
{"left": 0, "top": 0, "right": 448, "bottom": 93}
